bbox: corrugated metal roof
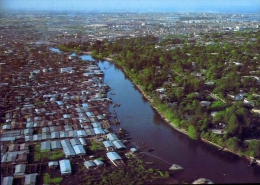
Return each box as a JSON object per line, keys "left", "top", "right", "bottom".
{"left": 26, "top": 122, "right": 34, "bottom": 128}
{"left": 1, "top": 136, "right": 16, "bottom": 142}
{"left": 51, "top": 140, "right": 62, "bottom": 150}
{"left": 76, "top": 130, "right": 87, "bottom": 137}
{"left": 59, "top": 131, "right": 68, "bottom": 138}
{"left": 106, "top": 152, "right": 122, "bottom": 161}
{"left": 70, "top": 138, "right": 81, "bottom": 146}
{"left": 84, "top": 161, "right": 95, "bottom": 169}
{"left": 93, "top": 127, "right": 105, "bottom": 135}
{"left": 42, "top": 127, "right": 50, "bottom": 133}
{"left": 1, "top": 154, "right": 7, "bottom": 163}
{"left": 107, "top": 133, "right": 118, "bottom": 141}
{"left": 14, "top": 164, "right": 26, "bottom": 173}
{"left": 2, "top": 176, "right": 13, "bottom": 185}
{"left": 73, "top": 145, "right": 86, "bottom": 155}
{"left": 63, "top": 146, "right": 75, "bottom": 157}
{"left": 25, "top": 135, "right": 33, "bottom": 142}
{"left": 24, "top": 128, "right": 33, "bottom": 135}
{"left": 24, "top": 173, "right": 38, "bottom": 185}
{"left": 51, "top": 131, "right": 60, "bottom": 139}
{"left": 59, "top": 159, "right": 71, "bottom": 174}
{"left": 112, "top": 140, "right": 126, "bottom": 149}
{"left": 41, "top": 133, "right": 50, "bottom": 140}
{"left": 41, "top": 141, "right": 51, "bottom": 151}
{"left": 93, "top": 159, "right": 104, "bottom": 166}
{"left": 85, "top": 128, "right": 95, "bottom": 136}
{"left": 61, "top": 140, "right": 72, "bottom": 148}
{"left": 68, "top": 130, "right": 78, "bottom": 138}
{"left": 48, "top": 161, "right": 59, "bottom": 167}
{"left": 103, "top": 141, "right": 114, "bottom": 148}
{"left": 92, "top": 122, "right": 101, "bottom": 128}
{"left": 79, "top": 138, "right": 87, "bottom": 145}
{"left": 6, "top": 153, "right": 17, "bottom": 162}
{"left": 33, "top": 134, "right": 42, "bottom": 141}
{"left": 50, "top": 126, "right": 58, "bottom": 132}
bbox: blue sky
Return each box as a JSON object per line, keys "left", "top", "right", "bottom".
{"left": 1, "top": 0, "right": 260, "bottom": 12}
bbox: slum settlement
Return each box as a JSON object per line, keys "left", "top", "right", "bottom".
{"left": 0, "top": 45, "right": 162, "bottom": 185}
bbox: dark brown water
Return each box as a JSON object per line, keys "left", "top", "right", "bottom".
{"left": 96, "top": 59, "right": 260, "bottom": 184}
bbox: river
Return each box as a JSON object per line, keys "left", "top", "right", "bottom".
{"left": 51, "top": 48, "right": 260, "bottom": 183}
{"left": 95, "top": 59, "right": 260, "bottom": 184}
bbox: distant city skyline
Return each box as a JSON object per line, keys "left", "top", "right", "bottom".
{"left": 1, "top": 0, "right": 260, "bottom": 13}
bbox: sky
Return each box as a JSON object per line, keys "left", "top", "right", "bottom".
{"left": 1, "top": 0, "right": 260, "bottom": 13}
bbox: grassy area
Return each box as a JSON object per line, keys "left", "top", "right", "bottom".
{"left": 43, "top": 173, "right": 63, "bottom": 184}
{"left": 49, "top": 151, "right": 64, "bottom": 160}
{"left": 34, "top": 144, "right": 63, "bottom": 161}
{"left": 89, "top": 141, "right": 104, "bottom": 151}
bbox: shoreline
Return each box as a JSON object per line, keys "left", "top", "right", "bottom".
{"left": 93, "top": 54, "right": 259, "bottom": 166}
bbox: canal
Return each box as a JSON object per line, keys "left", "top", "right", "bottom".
{"left": 96, "top": 59, "right": 260, "bottom": 184}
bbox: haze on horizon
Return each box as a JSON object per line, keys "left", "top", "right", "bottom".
{"left": 1, "top": 0, "right": 260, "bottom": 13}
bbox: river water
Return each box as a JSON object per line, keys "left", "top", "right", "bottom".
{"left": 51, "top": 48, "right": 260, "bottom": 183}
{"left": 95, "top": 60, "right": 260, "bottom": 184}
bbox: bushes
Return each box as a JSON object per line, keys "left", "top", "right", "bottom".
{"left": 43, "top": 173, "right": 63, "bottom": 184}
{"left": 188, "top": 125, "right": 199, "bottom": 140}
{"left": 89, "top": 141, "right": 104, "bottom": 151}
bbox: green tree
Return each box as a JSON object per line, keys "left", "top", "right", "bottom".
{"left": 225, "top": 137, "right": 239, "bottom": 151}
{"left": 188, "top": 125, "right": 199, "bottom": 140}
{"left": 248, "top": 140, "right": 260, "bottom": 158}
{"left": 227, "top": 114, "right": 239, "bottom": 136}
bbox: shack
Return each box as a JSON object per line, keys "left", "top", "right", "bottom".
{"left": 84, "top": 160, "right": 96, "bottom": 169}
{"left": 2, "top": 176, "right": 13, "bottom": 185}
{"left": 73, "top": 145, "right": 86, "bottom": 156}
{"left": 59, "top": 159, "right": 72, "bottom": 175}
{"left": 24, "top": 173, "right": 38, "bottom": 185}
{"left": 106, "top": 152, "right": 124, "bottom": 167}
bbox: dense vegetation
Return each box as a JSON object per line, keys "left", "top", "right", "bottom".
{"left": 59, "top": 30, "right": 260, "bottom": 159}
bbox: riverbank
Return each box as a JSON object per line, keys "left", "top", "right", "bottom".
{"left": 98, "top": 56, "right": 260, "bottom": 167}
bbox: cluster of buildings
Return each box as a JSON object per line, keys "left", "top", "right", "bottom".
{"left": 0, "top": 42, "right": 134, "bottom": 184}
{"left": 1, "top": 12, "right": 259, "bottom": 46}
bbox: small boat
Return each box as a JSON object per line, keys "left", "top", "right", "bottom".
{"left": 169, "top": 164, "right": 183, "bottom": 171}
{"left": 148, "top": 148, "right": 154, "bottom": 152}
{"left": 144, "top": 162, "right": 154, "bottom": 165}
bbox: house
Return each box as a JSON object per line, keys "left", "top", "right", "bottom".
{"left": 14, "top": 164, "right": 26, "bottom": 177}
{"left": 41, "top": 141, "right": 51, "bottom": 151}
{"left": 70, "top": 138, "right": 81, "bottom": 146}
{"left": 112, "top": 140, "right": 126, "bottom": 149}
{"left": 2, "top": 176, "right": 13, "bottom": 185}
{"left": 84, "top": 160, "right": 96, "bottom": 169}
{"left": 93, "top": 159, "right": 104, "bottom": 167}
{"left": 24, "top": 173, "right": 38, "bottom": 185}
{"left": 106, "top": 151, "right": 124, "bottom": 167}
{"left": 79, "top": 138, "right": 87, "bottom": 145}
{"left": 77, "top": 130, "right": 87, "bottom": 137}
{"left": 106, "top": 133, "right": 118, "bottom": 141}
{"left": 103, "top": 140, "right": 115, "bottom": 151}
{"left": 59, "top": 159, "right": 72, "bottom": 175}
{"left": 63, "top": 146, "right": 76, "bottom": 158}
{"left": 73, "top": 145, "right": 86, "bottom": 156}
{"left": 48, "top": 161, "right": 59, "bottom": 169}
{"left": 156, "top": 88, "right": 166, "bottom": 93}
{"left": 200, "top": 101, "right": 211, "bottom": 107}
{"left": 51, "top": 140, "right": 62, "bottom": 150}
{"left": 93, "top": 127, "right": 105, "bottom": 135}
